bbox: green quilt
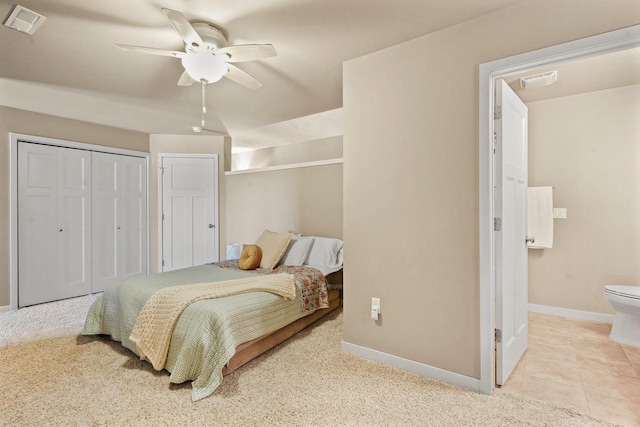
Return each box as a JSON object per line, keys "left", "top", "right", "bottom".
{"left": 83, "top": 264, "right": 314, "bottom": 401}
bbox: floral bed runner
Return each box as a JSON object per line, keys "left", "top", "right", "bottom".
{"left": 213, "top": 260, "right": 329, "bottom": 312}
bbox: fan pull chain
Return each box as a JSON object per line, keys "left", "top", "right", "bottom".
{"left": 201, "top": 80, "right": 207, "bottom": 127}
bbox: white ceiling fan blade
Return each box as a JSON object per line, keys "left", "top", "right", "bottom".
{"left": 224, "top": 64, "right": 262, "bottom": 90}
{"left": 161, "top": 8, "right": 204, "bottom": 49}
{"left": 218, "top": 44, "right": 277, "bottom": 63}
{"left": 177, "top": 71, "right": 196, "bottom": 86}
{"left": 192, "top": 126, "right": 227, "bottom": 135}
{"left": 116, "top": 44, "right": 185, "bottom": 58}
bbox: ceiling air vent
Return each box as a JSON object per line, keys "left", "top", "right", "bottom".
{"left": 519, "top": 70, "right": 558, "bottom": 89}
{"left": 3, "top": 5, "right": 46, "bottom": 35}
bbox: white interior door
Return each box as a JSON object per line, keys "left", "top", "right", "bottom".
{"left": 495, "top": 79, "right": 529, "bottom": 385}
{"left": 118, "top": 155, "right": 147, "bottom": 281}
{"left": 56, "top": 148, "right": 92, "bottom": 300}
{"left": 18, "top": 143, "right": 91, "bottom": 306}
{"left": 92, "top": 152, "right": 120, "bottom": 292}
{"left": 18, "top": 143, "right": 59, "bottom": 306}
{"left": 161, "top": 156, "right": 218, "bottom": 272}
{"left": 92, "top": 152, "right": 147, "bottom": 292}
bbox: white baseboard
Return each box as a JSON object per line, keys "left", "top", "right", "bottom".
{"left": 341, "top": 341, "right": 481, "bottom": 392}
{"left": 0, "top": 305, "right": 10, "bottom": 314}
{"left": 528, "top": 303, "right": 615, "bottom": 324}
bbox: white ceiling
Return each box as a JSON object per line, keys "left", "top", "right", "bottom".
{"left": 0, "top": 0, "right": 527, "bottom": 148}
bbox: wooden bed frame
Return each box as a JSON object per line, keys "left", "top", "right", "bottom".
{"left": 223, "top": 289, "right": 341, "bottom": 374}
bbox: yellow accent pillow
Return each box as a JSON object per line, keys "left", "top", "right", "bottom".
{"left": 238, "top": 245, "right": 262, "bottom": 270}
{"left": 255, "top": 230, "right": 293, "bottom": 269}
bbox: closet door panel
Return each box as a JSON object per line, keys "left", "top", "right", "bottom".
{"left": 93, "top": 197, "right": 118, "bottom": 282}
{"left": 192, "top": 197, "right": 207, "bottom": 266}
{"left": 18, "top": 144, "right": 58, "bottom": 307}
{"left": 91, "top": 152, "right": 120, "bottom": 292}
{"left": 121, "top": 195, "right": 144, "bottom": 277}
{"left": 165, "top": 196, "right": 189, "bottom": 271}
{"left": 57, "top": 149, "right": 92, "bottom": 299}
{"left": 119, "top": 156, "right": 147, "bottom": 279}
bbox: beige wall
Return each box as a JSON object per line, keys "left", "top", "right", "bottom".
{"left": 149, "top": 134, "right": 231, "bottom": 273}
{"left": 232, "top": 136, "right": 343, "bottom": 170}
{"left": 226, "top": 163, "right": 343, "bottom": 246}
{"left": 227, "top": 138, "right": 343, "bottom": 248}
{"left": 343, "top": 0, "right": 640, "bottom": 379}
{"left": 0, "top": 106, "right": 149, "bottom": 307}
{"left": 528, "top": 84, "right": 640, "bottom": 314}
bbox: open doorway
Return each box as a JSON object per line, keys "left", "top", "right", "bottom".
{"left": 479, "top": 24, "right": 640, "bottom": 396}
{"left": 497, "top": 49, "right": 640, "bottom": 422}
{"left": 506, "top": 48, "right": 640, "bottom": 321}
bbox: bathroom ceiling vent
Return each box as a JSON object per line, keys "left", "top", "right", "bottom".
{"left": 520, "top": 70, "right": 558, "bottom": 89}
{"left": 3, "top": 5, "right": 46, "bottom": 35}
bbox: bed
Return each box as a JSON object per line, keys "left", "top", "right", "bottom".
{"left": 83, "top": 232, "right": 343, "bottom": 401}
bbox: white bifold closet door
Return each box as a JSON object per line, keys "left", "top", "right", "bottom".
{"left": 18, "top": 143, "right": 92, "bottom": 307}
{"left": 92, "top": 152, "right": 147, "bottom": 293}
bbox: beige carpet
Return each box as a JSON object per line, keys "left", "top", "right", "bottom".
{"left": 0, "top": 296, "right": 617, "bottom": 427}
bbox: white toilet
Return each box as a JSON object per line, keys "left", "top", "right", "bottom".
{"left": 604, "top": 285, "right": 640, "bottom": 347}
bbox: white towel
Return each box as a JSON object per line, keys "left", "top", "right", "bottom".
{"left": 527, "top": 186, "right": 553, "bottom": 249}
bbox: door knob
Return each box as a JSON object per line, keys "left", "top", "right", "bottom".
{"left": 59, "top": 228, "right": 63, "bottom": 232}
{"left": 209, "top": 224, "right": 215, "bottom": 229}
{"left": 525, "top": 236, "right": 535, "bottom": 244}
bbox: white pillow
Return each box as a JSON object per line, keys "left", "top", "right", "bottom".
{"left": 279, "top": 236, "right": 314, "bottom": 267}
{"left": 304, "top": 236, "right": 344, "bottom": 270}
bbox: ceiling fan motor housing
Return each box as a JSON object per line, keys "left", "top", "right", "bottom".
{"left": 189, "top": 23, "right": 228, "bottom": 53}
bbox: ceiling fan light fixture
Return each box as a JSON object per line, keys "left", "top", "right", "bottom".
{"left": 181, "top": 53, "right": 228, "bottom": 83}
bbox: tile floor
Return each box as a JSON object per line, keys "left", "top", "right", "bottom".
{"left": 499, "top": 312, "right": 640, "bottom": 426}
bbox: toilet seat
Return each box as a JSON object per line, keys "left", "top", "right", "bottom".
{"left": 605, "top": 285, "right": 640, "bottom": 300}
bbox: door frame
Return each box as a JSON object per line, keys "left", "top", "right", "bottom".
{"left": 478, "top": 24, "right": 640, "bottom": 395}
{"left": 157, "top": 153, "right": 220, "bottom": 272}
{"left": 9, "top": 133, "right": 150, "bottom": 311}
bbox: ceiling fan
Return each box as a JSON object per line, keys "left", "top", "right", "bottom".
{"left": 116, "top": 8, "right": 277, "bottom": 90}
